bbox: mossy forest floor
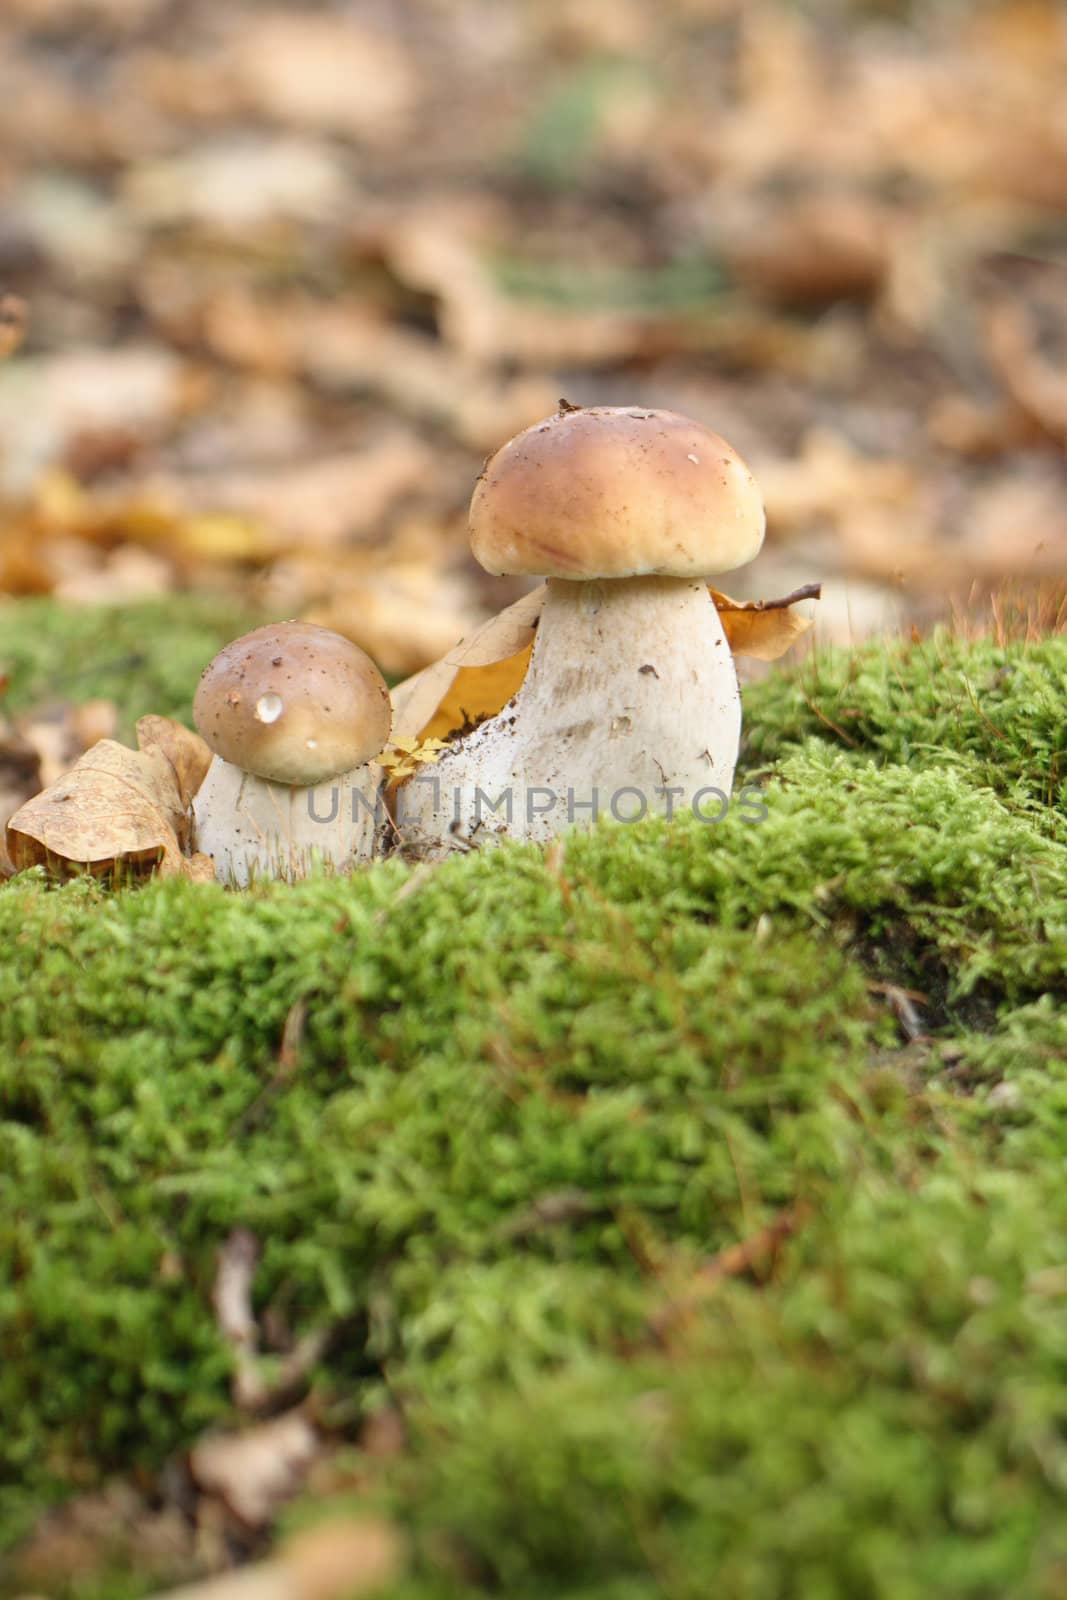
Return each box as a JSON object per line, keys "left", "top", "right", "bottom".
{"left": 2, "top": 599, "right": 1066, "bottom": 1599}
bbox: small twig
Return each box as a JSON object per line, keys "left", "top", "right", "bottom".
{"left": 212, "top": 1228, "right": 265, "bottom": 1409}
{"left": 494, "top": 1187, "right": 597, "bottom": 1243}
{"left": 231, "top": 998, "right": 309, "bottom": 1136}
{"left": 961, "top": 674, "right": 1009, "bottom": 742}
{"left": 798, "top": 686, "right": 859, "bottom": 747}
{"left": 868, "top": 981, "right": 927, "bottom": 1043}
{"left": 719, "top": 582, "right": 823, "bottom": 613}
{"left": 278, "top": 997, "right": 308, "bottom": 1072}
{"left": 647, "top": 1205, "right": 806, "bottom": 1343}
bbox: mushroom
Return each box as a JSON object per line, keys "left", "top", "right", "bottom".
{"left": 192, "top": 622, "right": 391, "bottom": 885}
{"left": 394, "top": 404, "right": 765, "bottom": 849}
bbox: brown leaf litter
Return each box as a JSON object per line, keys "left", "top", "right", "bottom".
{"left": 6, "top": 714, "right": 212, "bottom": 880}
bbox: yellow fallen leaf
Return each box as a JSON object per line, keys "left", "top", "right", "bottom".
{"left": 177, "top": 513, "right": 279, "bottom": 563}
{"left": 710, "top": 585, "right": 820, "bottom": 662}
{"left": 417, "top": 643, "right": 534, "bottom": 745}
{"left": 376, "top": 736, "right": 453, "bottom": 784}
{"left": 390, "top": 587, "right": 546, "bottom": 743}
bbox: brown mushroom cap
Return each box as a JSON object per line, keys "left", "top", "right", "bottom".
{"left": 194, "top": 622, "right": 391, "bottom": 785}
{"left": 470, "top": 405, "right": 765, "bottom": 580}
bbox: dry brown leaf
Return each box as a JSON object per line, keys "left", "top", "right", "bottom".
{"left": 722, "top": 192, "right": 895, "bottom": 307}
{"left": 124, "top": 136, "right": 348, "bottom": 232}
{"left": 304, "top": 567, "right": 484, "bottom": 678}
{"left": 391, "top": 582, "right": 818, "bottom": 743}
{"left": 416, "top": 646, "right": 534, "bottom": 745}
{"left": 54, "top": 543, "right": 173, "bottom": 605}
{"left": 390, "top": 587, "right": 546, "bottom": 743}
{"left": 0, "top": 719, "right": 42, "bottom": 877}
{"left": 15, "top": 697, "right": 118, "bottom": 789}
{"left": 139, "top": 1516, "right": 402, "bottom": 1600}
{"left": 282, "top": 1519, "right": 403, "bottom": 1600}
{"left": 710, "top": 585, "right": 819, "bottom": 661}
{"left": 8, "top": 1482, "right": 194, "bottom": 1596}
{"left": 0, "top": 294, "right": 27, "bottom": 360}
{"left": 759, "top": 428, "right": 918, "bottom": 535}
{"left": 0, "top": 346, "right": 182, "bottom": 492}
{"left": 184, "top": 851, "right": 219, "bottom": 884}
{"left": 189, "top": 1409, "right": 319, "bottom": 1530}
{"left": 169, "top": 436, "right": 433, "bottom": 551}
{"left": 983, "top": 297, "right": 1067, "bottom": 448}
{"left": 382, "top": 205, "right": 655, "bottom": 367}
{"left": 137, "top": 714, "right": 212, "bottom": 816}
{"left": 6, "top": 719, "right": 205, "bottom": 880}
{"left": 233, "top": 13, "right": 415, "bottom": 144}
{"left": 299, "top": 301, "right": 559, "bottom": 452}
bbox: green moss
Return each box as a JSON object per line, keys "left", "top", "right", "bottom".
{"left": 743, "top": 631, "right": 1067, "bottom": 834}
{"left": 1, "top": 609, "right": 1066, "bottom": 1598}
{"left": 390, "top": 1155, "right": 1067, "bottom": 1600}
{"left": 0, "top": 595, "right": 256, "bottom": 735}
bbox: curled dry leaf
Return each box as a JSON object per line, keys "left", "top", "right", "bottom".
{"left": 136, "top": 714, "right": 212, "bottom": 818}
{"left": 708, "top": 583, "right": 821, "bottom": 662}
{"left": 390, "top": 587, "right": 544, "bottom": 744}
{"left": 390, "top": 583, "right": 817, "bottom": 744}
{"left": 5, "top": 715, "right": 211, "bottom": 880}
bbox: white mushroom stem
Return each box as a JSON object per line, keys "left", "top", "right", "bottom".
{"left": 395, "top": 575, "right": 741, "bottom": 849}
{"left": 193, "top": 756, "right": 385, "bottom": 887}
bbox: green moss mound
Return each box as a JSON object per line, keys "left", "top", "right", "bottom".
{"left": 0, "top": 596, "right": 256, "bottom": 735}
{"left": 1, "top": 611, "right": 1066, "bottom": 1599}
{"left": 744, "top": 630, "right": 1067, "bottom": 836}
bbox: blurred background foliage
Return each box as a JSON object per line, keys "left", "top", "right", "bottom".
{"left": 0, "top": 0, "right": 1064, "bottom": 678}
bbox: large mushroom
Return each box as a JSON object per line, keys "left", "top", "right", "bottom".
{"left": 192, "top": 622, "right": 391, "bottom": 885}
{"left": 395, "top": 404, "right": 765, "bottom": 848}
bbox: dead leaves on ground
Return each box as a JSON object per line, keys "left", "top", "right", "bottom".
{"left": 9, "top": 1487, "right": 402, "bottom": 1600}
{"left": 0, "top": 0, "right": 1065, "bottom": 659}
{"left": 138, "top": 1519, "right": 403, "bottom": 1600}
{"left": 0, "top": 694, "right": 120, "bottom": 876}
{"left": 5, "top": 713, "right": 212, "bottom": 880}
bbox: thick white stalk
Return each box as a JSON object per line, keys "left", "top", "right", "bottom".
{"left": 395, "top": 575, "right": 740, "bottom": 849}
{"left": 193, "top": 756, "right": 385, "bottom": 886}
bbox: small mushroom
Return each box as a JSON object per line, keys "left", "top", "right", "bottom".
{"left": 395, "top": 404, "right": 765, "bottom": 848}
{"left": 192, "top": 622, "right": 391, "bottom": 885}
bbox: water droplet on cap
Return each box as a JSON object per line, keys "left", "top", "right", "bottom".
{"left": 255, "top": 693, "right": 284, "bottom": 724}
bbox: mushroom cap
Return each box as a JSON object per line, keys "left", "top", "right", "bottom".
{"left": 193, "top": 622, "right": 391, "bottom": 785}
{"left": 470, "top": 405, "right": 765, "bottom": 580}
